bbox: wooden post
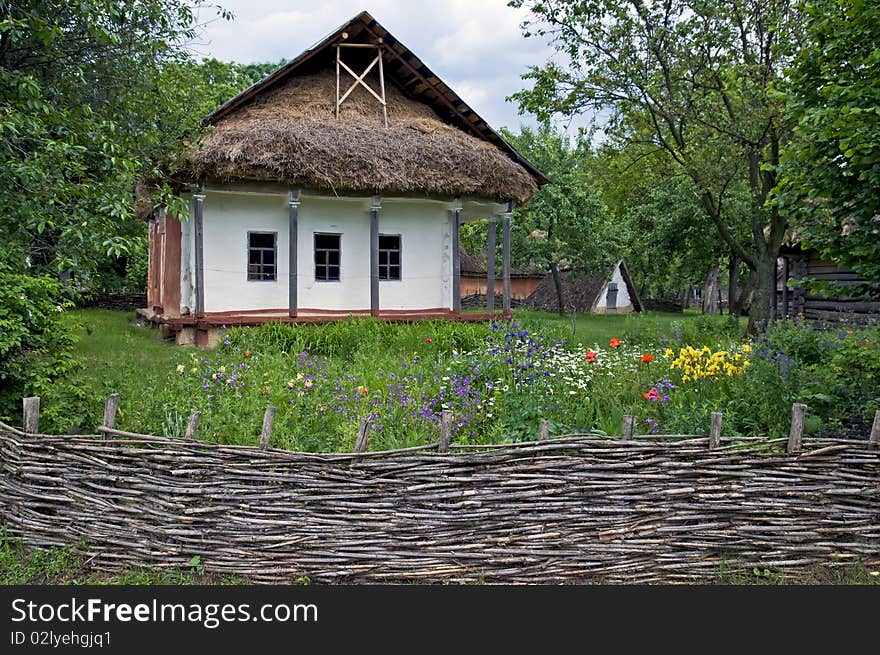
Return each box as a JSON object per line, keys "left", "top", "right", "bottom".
{"left": 622, "top": 415, "right": 635, "bottom": 439}
{"left": 288, "top": 190, "right": 300, "bottom": 317}
{"left": 438, "top": 410, "right": 452, "bottom": 453}
{"left": 22, "top": 396, "right": 40, "bottom": 434}
{"left": 502, "top": 202, "right": 512, "bottom": 314}
{"left": 451, "top": 201, "right": 461, "bottom": 315}
{"left": 870, "top": 410, "right": 880, "bottom": 447}
{"left": 709, "top": 412, "right": 722, "bottom": 449}
{"left": 193, "top": 189, "right": 205, "bottom": 317}
{"left": 370, "top": 197, "right": 380, "bottom": 316}
{"left": 185, "top": 410, "right": 201, "bottom": 440}
{"left": 486, "top": 215, "right": 497, "bottom": 314}
{"left": 781, "top": 256, "right": 789, "bottom": 318}
{"left": 355, "top": 418, "right": 372, "bottom": 453}
{"left": 787, "top": 403, "right": 807, "bottom": 453}
{"left": 259, "top": 406, "right": 276, "bottom": 450}
{"left": 101, "top": 393, "right": 119, "bottom": 438}
{"left": 539, "top": 419, "right": 550, "bottom": 441}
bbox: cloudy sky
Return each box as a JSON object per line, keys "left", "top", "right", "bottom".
{"left": 191, "top": 0, "right": 558, "bottom": 132}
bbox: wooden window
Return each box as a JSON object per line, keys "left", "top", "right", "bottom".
{"left": 379, "top": 235, "right": 401, "bottom": 281}
{"left": 314, "top": 233, "right": 341, "bottom": 281}
{"left": 247, "top": 232, "right": 277, "bottom": 281}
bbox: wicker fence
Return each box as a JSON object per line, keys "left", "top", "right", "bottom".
{"left": 1, "top": 398, "right": 879, "bottom": 584}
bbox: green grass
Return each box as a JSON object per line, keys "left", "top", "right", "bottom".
{"left": 513, "top": 308, "right": 743, "bottom": 346}
{"left": 0, "top": 529, "right": 248, "bottom": 585}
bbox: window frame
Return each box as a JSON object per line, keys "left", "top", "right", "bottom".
{"left": 246, "top": 230, "right": 278, "bottom": 282}
{"left": 314, "top": 232, "right": 342, "bottom": 282}
{"left": 378, "top": 233, "right": 402, "bottom": 282}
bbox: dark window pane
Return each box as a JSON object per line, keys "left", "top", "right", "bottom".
{"left": 389, "top": 251, "right": 400, "bottom": 266}
{"left": 263, "top": 250, "right": 275, "bottom": 265}
{"left": 388, "top": 265, "right": 400, "bottom": 281}
{"left": 249, "top": 250, "right": 262, "bottom": 265}
{"left": 327, "top": 251, "right": 340, "bottom": 266}
{"left": 249, "top": 233, "right": 274, "bottom": 249}
{"left": 379, "top": 251, "right": 389, "bottom": 267}
{"left": 327, "top": 266, "right": 340, "bottom": 281}
{"left": 315, "top": 234, "right": 340, "bottom": 250}
{"left": 379, "top": 235, "right": 399, "bottom": 250}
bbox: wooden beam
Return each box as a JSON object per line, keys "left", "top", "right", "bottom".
{"left": 288, "top": 190, "right": 300, "bottom": 317}
{"left": 486, "top": 216, "right": 497, "bottom": 314}
{"left": 193, "top": 189, "right": 205, "bottom": 316}
{"left": 452, "top": 202, "right": 461, "bottom": 314}
{"left": 502, "top": 202, "right": 512, "bottom": 313}
{"left": 370, "top": 197, "right": 380, "bottom": 315}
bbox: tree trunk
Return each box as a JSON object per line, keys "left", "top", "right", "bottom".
{"left": 728, "top": 256, "right": 740, "bottom": 316}
{"left": 549, "top": 261, "right": 566, "bottom": 316}
{"left": 747, "top": 253, "right": 776, "bottom": 332}
{"left": 702, "top": 267, "right": 719, "bottom": 315}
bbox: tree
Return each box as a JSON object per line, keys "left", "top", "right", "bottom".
{"left": 0, "top": 1, "right": 230, "bottom": 285}
{"left": 776, "top": 0, "right": 880, "bottom": 294}
{"left": 510, "top": 0, "right": 801, "bottom": 328}
{"left": 464, "top": 122, "right": 618, "bottom": 314}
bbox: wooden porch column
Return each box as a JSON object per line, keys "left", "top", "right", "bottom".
{"left": 370, "top": 196, "right": 381, "bottom": 316}
{"left": 486, "top": 215, "right": 497, "bottom": 314}
{"left": 502, "top": 201, "right": 512, "bottom": 315}
{"left": 288, "top": 190, "right": 300, "bottom": 318}
{"left": 451, "top": 199, "right": 462, "bottom": 314}
{"left": 193, "top": 188, "right": 205, "bottom": 317}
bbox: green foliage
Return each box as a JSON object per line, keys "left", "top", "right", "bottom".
{"left": 776, "top": 0, "right": 880, "bottom": 291}
{"left": 497, "top": 122, "right": 619, "bottom": 276}
{"left": 509, "top": 0, "right": 800, "bottom": 325}
{"left": 0, "top": 271, "right": 78, "bottom": 421}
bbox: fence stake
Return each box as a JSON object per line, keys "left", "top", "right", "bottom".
{"left": 787, "top": 403, "right": 807, "bottom": 454}
{"left": 259, "top": 406, "right": 276, "bottom": 450}
{"left": 438, "top": 410, "right": 452, "bottom": 454}
{"left": 709, "top": 412, "right": 722, "bottom": 449}
{"left": 22, "top": 397, "right": 40, "bottom": 434}
{"left": 622, "top": 415, "right": 635, "bottom": 439}
{"left": 101, "top": 393, "right": 119, "bottom": 439}
{"left": 355, "top": 418, "right": 372, "bottom": 454}
{"left": 870, "top": 410, "right": 880, "bottom": 447}
{"left": 185, "top": 411, "right": 201, "bottom": 440}
{"left": 540, "top": 419, "right": 550, "bottom": 441}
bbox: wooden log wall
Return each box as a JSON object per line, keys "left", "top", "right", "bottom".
{"left": 1, "top": 422, "right": 878, "bottom": 584}
{"left": 787, "top": 252, "right": 880, "bottom": 322}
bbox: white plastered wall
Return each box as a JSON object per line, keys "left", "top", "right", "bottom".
{"left": 194, "top": 189, "right": 498, "bottom": 314}
{"left": 201, "top": 191, "right": 290, "bottom": 312}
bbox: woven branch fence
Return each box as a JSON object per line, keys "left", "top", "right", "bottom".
{"left": 1, "top": 398, "right": 879, "bottom": 584}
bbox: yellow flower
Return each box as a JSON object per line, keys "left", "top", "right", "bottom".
{"left": 664, "top": 348, "right": 674, "bottom": 358}
{"left": 175, "top": 364, "right": 185, "bottom": 374}
{"left": 219, "top": 366, "right": 226, "bottom": 373}
{"left": 741, "top": 344, "right": 751, "bottom": 353}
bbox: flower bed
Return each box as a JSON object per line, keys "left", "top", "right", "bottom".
{"left": 145, "top": 319, "right": 783, "bottom": 450}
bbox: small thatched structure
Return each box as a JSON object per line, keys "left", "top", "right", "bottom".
{"left": 526, "top": 260, "right": 643, "bottom": 314}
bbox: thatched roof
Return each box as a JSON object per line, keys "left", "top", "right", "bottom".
{"left": 183, "top": 11, "right": 546, "bottom": 205}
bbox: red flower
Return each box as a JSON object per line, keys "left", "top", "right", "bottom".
{"left": 643, "top": 388, "right": 660, "bottom": 401}
{"left": 585, "top": 350, "right": 597, "bottom": 363}
{"left": 244, "top": 349, "right": 251, "bottom": 358}
{"left": 424, "top": 337, "right": 433, "bottom": 344}
{"left": 609, "top": 338, "right": 621, "bottom": 349}
{"left": 639, "top": 353, "right": 654, "bottom": 363}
